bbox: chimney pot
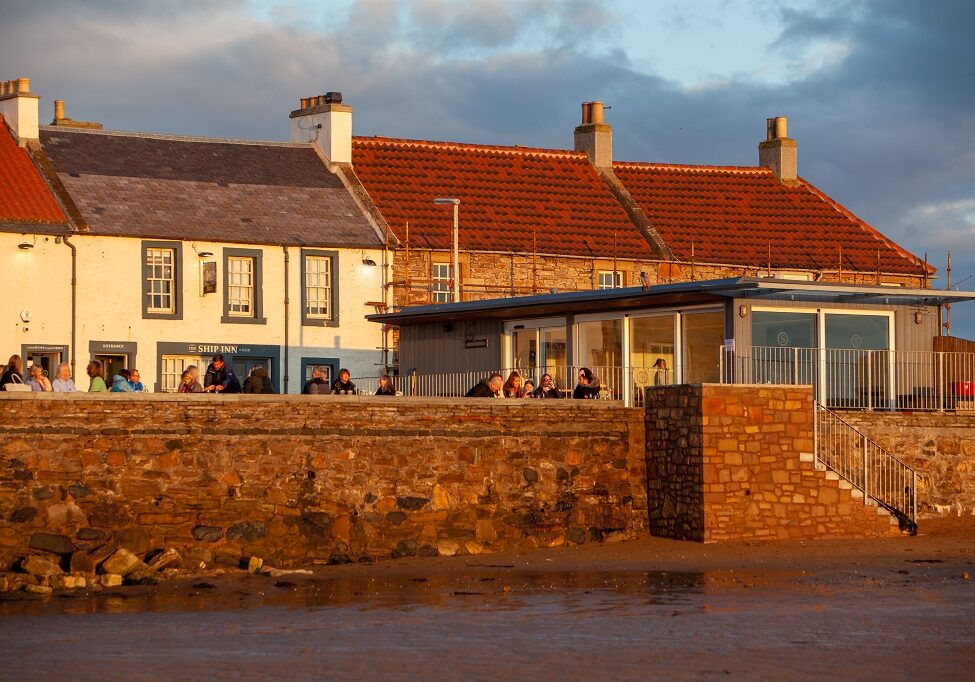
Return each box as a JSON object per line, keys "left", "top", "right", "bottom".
{"left": 325, "top": 91, "right": 342, "bottom": 104}
{"left": 54, "top": 99, "right": 64, "bottom": 121}
{"left": 774, "top": 116, "right": 787, "bottom": 139}
{"left": 581, "top": 101, "right": 592, "bottom": 124}
{"left": 16, "top": 77, "right": 29, "bottom": 94}
{"left": 590, "top": 101, "right": 604, "bottom": 125}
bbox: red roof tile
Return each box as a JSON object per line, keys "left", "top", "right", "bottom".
{"left": 0, "top": 115, "right": 66, "bottom": 226}
{"left": 352, "top": 137, "right": 653, "bottom": 259}
{"left": 612, "top": 162, "right": 927, "bottom": 275}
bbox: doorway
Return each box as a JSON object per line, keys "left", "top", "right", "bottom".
{"left": 95, "top": 354, "right": 129, "bottom": 383}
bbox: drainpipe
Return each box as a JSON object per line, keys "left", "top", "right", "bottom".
{"left": 61, "top": 234, "right": 78, "bottom": 379}
{"left": 283, "top": 245, "right": 290, "bottom": 394}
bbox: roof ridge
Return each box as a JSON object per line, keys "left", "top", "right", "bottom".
{"left": 38, "top": 125, "right": 311, "bottom": 148}
{"left": 613, "top": 161, "right": 770, "bottom": 173}
{"left": 352, "top": 135, "right": 587, "bottom": 159}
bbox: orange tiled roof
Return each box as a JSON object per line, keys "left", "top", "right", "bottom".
{"left": 0, "top": 115, "right": 66, "bottom": 226}
{"left": 352, "top": 137, "right": 654, "bottom": 259}
{"left": 612, "top": 162, "right": 928, "bottom": 275}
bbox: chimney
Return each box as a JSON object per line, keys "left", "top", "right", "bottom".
{"left": 0, "top": 77, "right": 40, "bottom": 144}
{"left": 48, "top": 99, "right": 103, "bottom": 129}
{"left": 290, "top": 91, "right": 352, "bottom": 164}
{"left": 574, "top": 100, "right": 612, "bottom": 169}
{"left": 759, "top": 116, "right": 797, "bottom": 184}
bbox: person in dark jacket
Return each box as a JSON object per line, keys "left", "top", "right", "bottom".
{"left": 532, "top": 373, "right": 562, "bottom": 399}
{"left": 0, "top": 355, "right": 24, "bottom": 390}
{"left": 203, "top": 354, "right": 241, "bottom": 393}
{"left": 302, "top": 366, "right": 329, "bottom": 394}
{"left": 331, "top": 368, "right": 357, "bottom": 394}
{"left": 573, "top": 367, "right": 600, "bottom": 399}
{"left": 243, "top": 365, "right": 274, "bottom": 394}
{"left": 375, "top": 375, "right": 396, "bottom": 396}
{"left": 465, "top": 372, "right": 503, "bottom": 398}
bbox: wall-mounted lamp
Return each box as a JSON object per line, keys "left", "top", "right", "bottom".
{"left": 197, "top": 251, "right": 214, "bottom": 258}
{"left": 914, "top": 311, "right": 924, "bottom": 325}
{"left": 738, "top": 304, "right": 749, "bottom": 318}
{"left": 362, "top": 257, "right": 377, "bottom": 267}
{"left": 17, "top": 242, "right": 34, "bottom": 250}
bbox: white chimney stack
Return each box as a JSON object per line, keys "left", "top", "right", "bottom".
{"left": 290, "top": 92, "right": 352, "bottom": 164}
{"left": 759, "top": 116, "right": 797, "bottom": 185}
{"left": 0, "top": 77, "right": 40, "bottom": 144}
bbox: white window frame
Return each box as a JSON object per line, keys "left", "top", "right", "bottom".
{"left": 597, "top": 270, "right": 623, "bottom": 290}
{"left": 226, "top": 256, "right": 255, "bottom": 317}
{"left": 432, "top": 263, "right": 452, "bottom": 303}
{"left": 304, "top": 255, "right": 333, "bottom": 320}
{"left": 146, "top": 247, "right": 176, "bottom": 314}
{"left": 160, "top": 355, "right": 205, "bottom": 393}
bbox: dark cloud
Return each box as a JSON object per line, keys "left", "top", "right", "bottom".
{"left": 0, "top": 0, "right": 972, "bottom": 334}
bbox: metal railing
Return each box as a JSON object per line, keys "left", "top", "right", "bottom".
{"left": 815, "top": 403, "right": 918, "bottom": 531}
{"left": 721, "top": 346, "right": 975, "bottom": 411}
{"left": 351, "top": 365, "right": 677, "bottom": 406}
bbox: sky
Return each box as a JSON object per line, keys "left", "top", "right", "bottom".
{"left": 2, "top": 0, "right": 973, "bottom": 337}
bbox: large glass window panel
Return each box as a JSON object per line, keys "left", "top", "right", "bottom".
{"left": 824, "top": 314, "right": 891, "bottom": 407}
{"left": 511, "top": 330, "right": 537, "bottom": 374}
{"left": 576, "top": 318, "right": 623, "bottom": 397}
{"left": 682, "top": 311, "right": 724, "bottom": 384}
{"left": 630, "top": 315, "right": 676, "bottom": 386}
{"left": 540, "top": 326, "right": 567, "bottom": 389}
{"left": 749, "top": 311, "right": 817, "bottom": 384}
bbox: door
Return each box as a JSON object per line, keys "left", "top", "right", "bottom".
{"left": 95, "top": 354, "right": 128, "bottom": 383}
{"left": 233, "top": 356, "right": 272, "bottom": 387}
{"left": 25, "top": 352, "right": 61, "bottom": 378}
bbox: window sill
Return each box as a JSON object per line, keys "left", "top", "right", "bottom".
{"left": 220, "top": 316, "right": 267, "bottom": 325}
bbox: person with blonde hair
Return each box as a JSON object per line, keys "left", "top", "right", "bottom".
{"left": 502, "top": 371, "right": 524, "bottom": 398}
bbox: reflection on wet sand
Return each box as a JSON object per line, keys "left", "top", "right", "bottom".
{"left": 1, "top": 570, "right": 708, "bottom": 617}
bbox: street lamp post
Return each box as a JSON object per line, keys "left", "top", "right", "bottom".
{"left": 433, "top": 198, "right": 461, "bottom": 302}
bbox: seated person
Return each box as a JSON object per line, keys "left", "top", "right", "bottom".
{"left": 27, "top": 365, "right": 52, "bottom": 392}
{"left": 203, "top": 354, "right": 241, "bottom": 394}
{"left": 502, "top": 371, "right": 524, "bottom": 398}
{"left": 331, "top": 368, "right": 356, "bottom": 394}
{"left": 302, "top": 366, "right": 329, "bottom": 394}
{"left": 466, "top": 372, "right": 504, "bottom": 398}
{"left": 533, "top": 373, "right": 561, "bottom": 399}
{"left": 128, "top": 368, "right": 145, "bottom": 392}
{"left": 0, "top": 355, "right": 24, "bottom": 389}
{"left": 87, "top": 360, "right": 107, "bottom": 393}
{"left": 51, "top": 362, "right": 77, "bottom": 392}
{"left": 111, "top": 368, "right": 135, "bottom": 392}
{"left": 243, "top": 365, "right": 274, "bottom": 394}
{"left": 375, "top": 375, "right": 396, "bottom": 396}
{"left": 178, "top": 366, "right": 204, "bottom": 393}
{"left": 522, "top": 379, "right": 536, "bottom": 397}
{"left": 573, "top": 367, "right": 601, "bottom": 400}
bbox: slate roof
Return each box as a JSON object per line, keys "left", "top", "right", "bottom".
{"left": 0, "top": 115, "right": 67, "bottom": 230}
{"left": 37, "top": 127, "right": 383, "bottom": 247}
{"left": 612, "top": 162, "right": 928, "bottom": 275}
{"left": 351, "top": 137, "right": 654, "bottom": 259}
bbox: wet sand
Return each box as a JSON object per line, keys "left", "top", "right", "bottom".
{"left": 2, "top": 518, "right": 974, "bottom": 680}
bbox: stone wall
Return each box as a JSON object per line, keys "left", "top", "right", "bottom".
{"left": 0, "top": 394, "right": 646, "bottom": 570}
{"left": 390, "top": 248, "right": 925, "bottom": 308}
{"left": 840, "top": 411, "right": 975, "bottom": 517}
{"left": 645, "top": 384, "right": 901, "bottom": 542}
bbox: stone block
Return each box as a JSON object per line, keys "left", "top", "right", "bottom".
{"left": 28, "top": 533, "right": 74, "bottom": 556}
{"left": 100, "top": 548, "right": 144, "bottom": 577}
{"left": 21, "top": 555, "right": 63, "bottom": 579}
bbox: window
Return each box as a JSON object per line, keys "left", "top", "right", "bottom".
{"left": 141, "top": 241, "right": 182, "bottom": 319}
{"left": 432, "top": 263, "right": 452, "bottom": 303}
{"left": 222, "top": 248, "right": 265, "bottom": 324}
{"left": 227, "top": 257, "right": 254, "bottom": 316}
{"left": 305, "top": 256, "right": 332, "bottom": 319}
{"left": 301, "top": 250, "right": 339, "bottom": 327}
{"left": 682, "top": 310, "right": 725, "bottom": 384}
{"left": 160, "top": 355, "right": 204, "bottom": 393}
{"left": 598, "top": 271, "right": 623, "bottom": 290}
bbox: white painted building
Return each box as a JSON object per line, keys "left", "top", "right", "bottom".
{"left": 1, "top": 79, "right": 391, "bottom": 392}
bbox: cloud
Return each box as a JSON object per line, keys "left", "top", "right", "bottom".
{"left": 0, "top": 0, "right": 973, "bottom": 335}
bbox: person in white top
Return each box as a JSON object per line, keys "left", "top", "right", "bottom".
{"left": 51, "top": 362, "right": 77, "bottom": 392}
